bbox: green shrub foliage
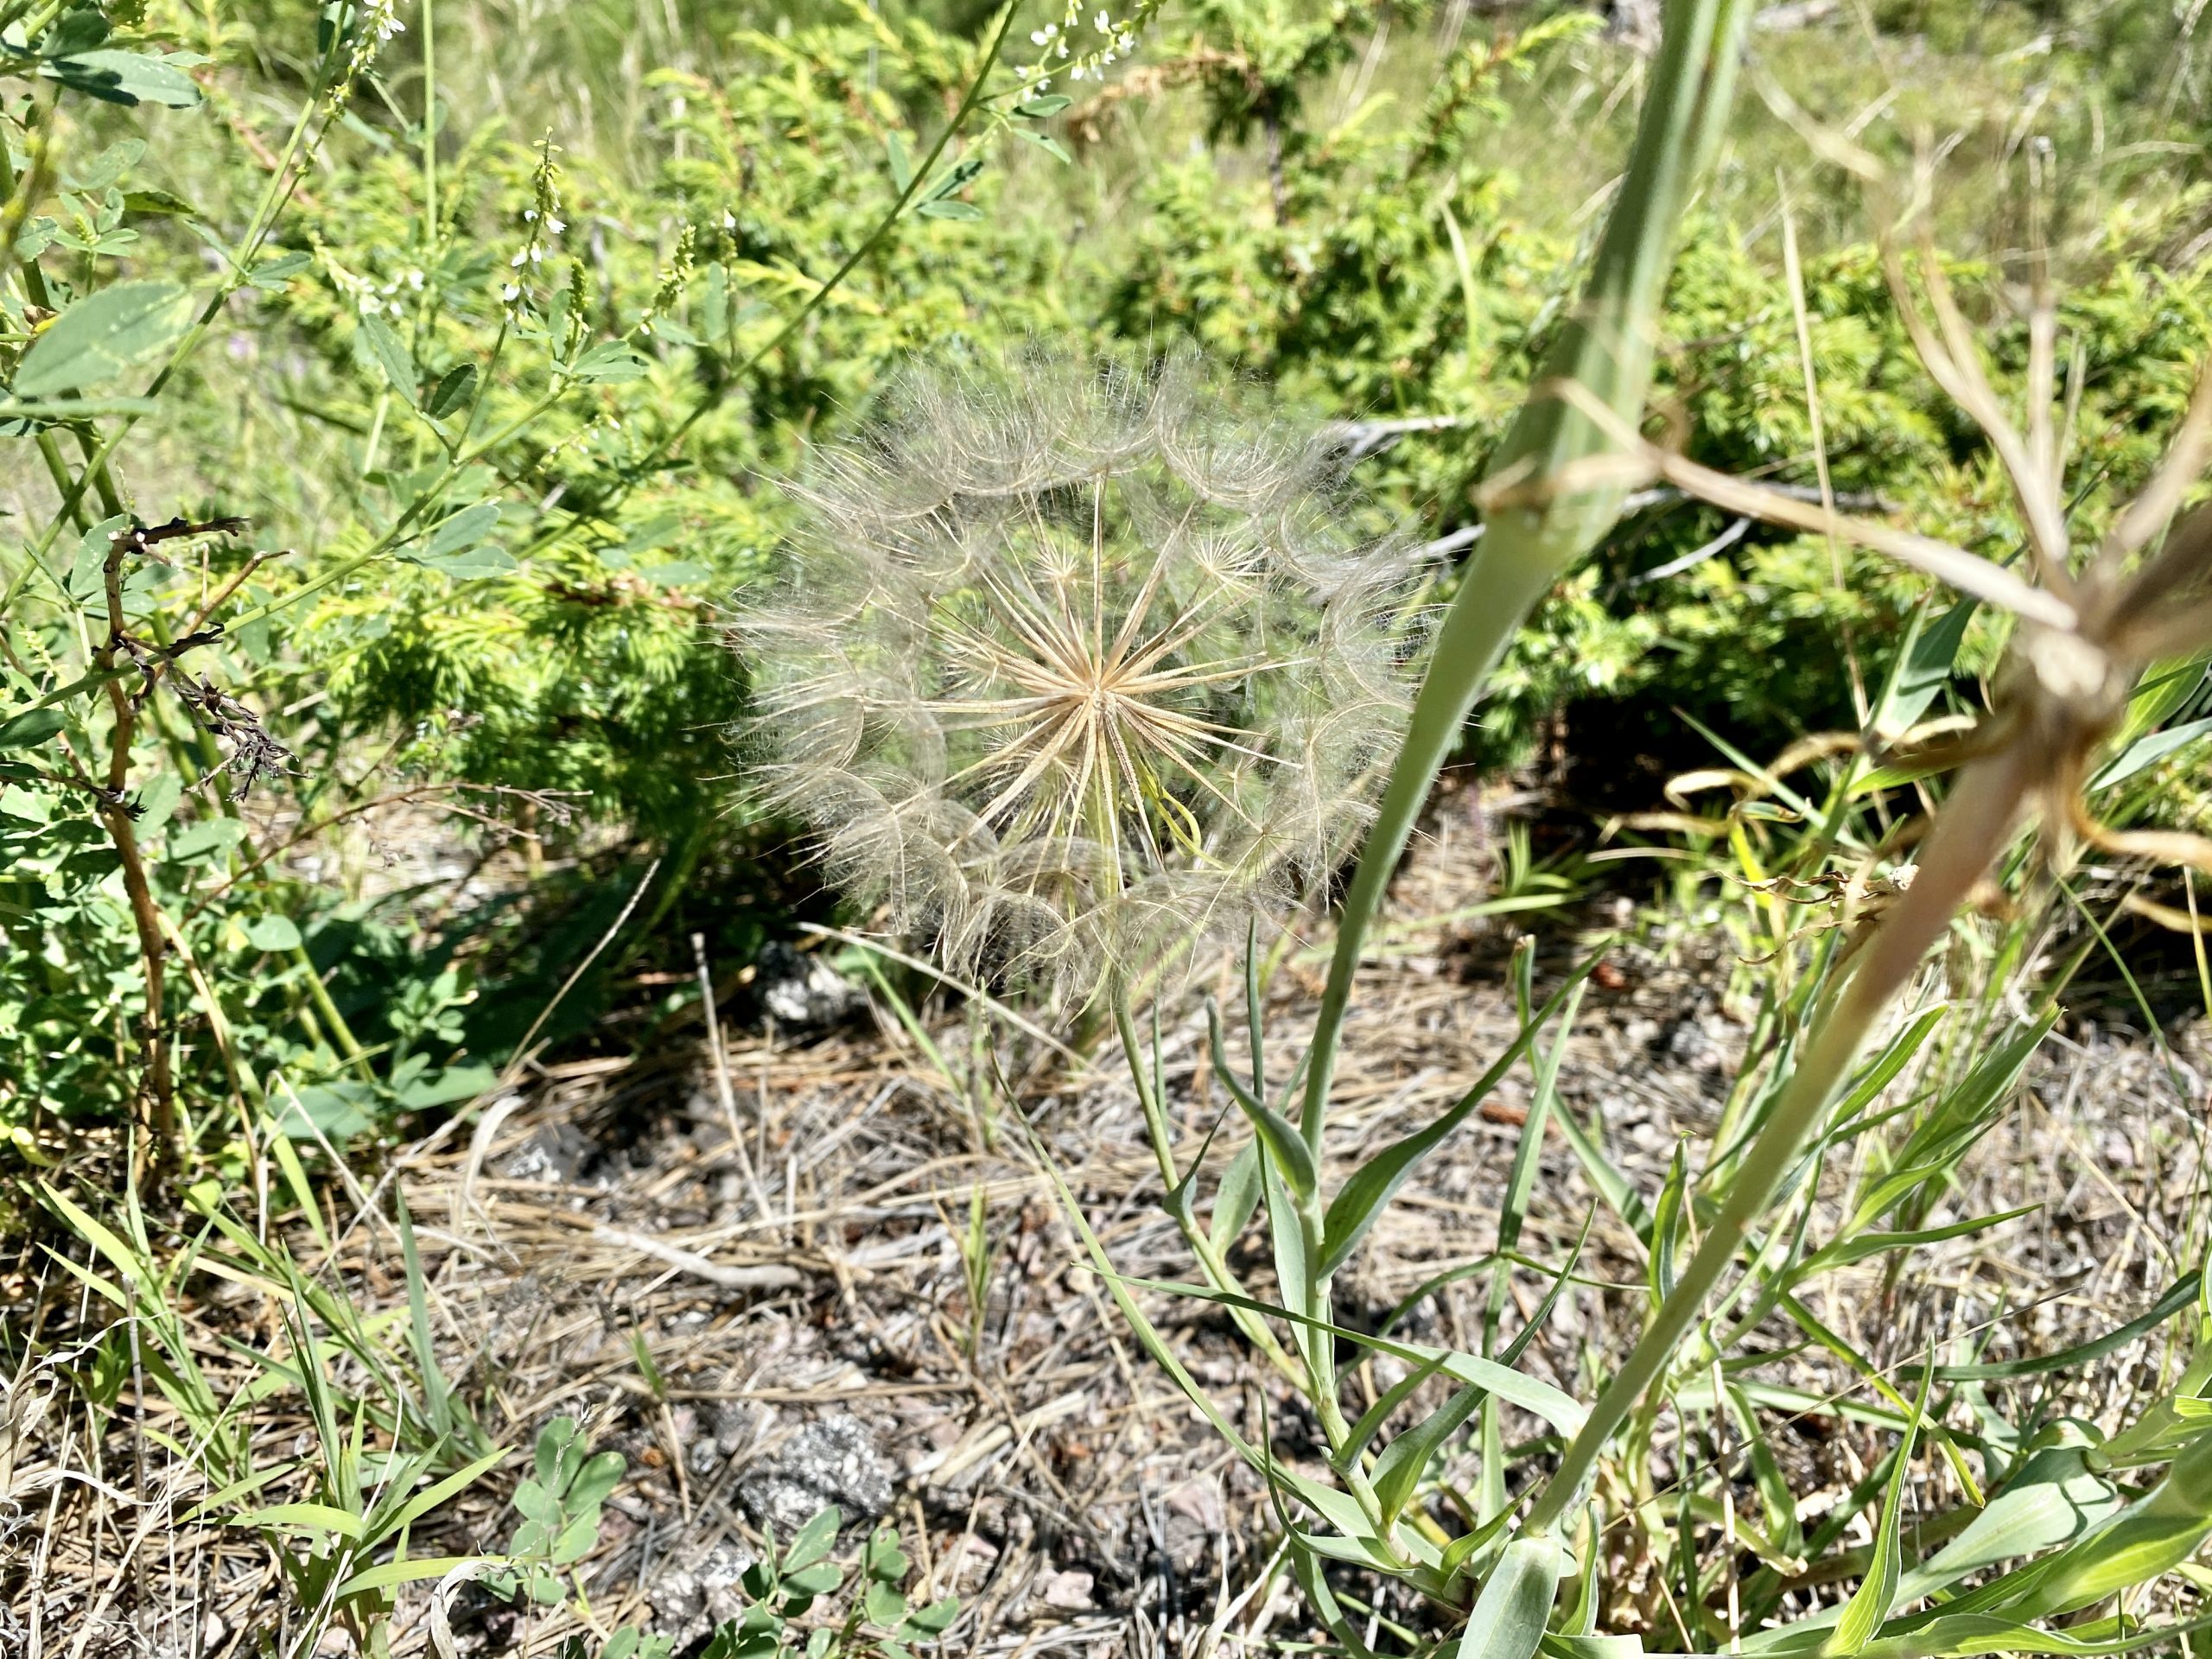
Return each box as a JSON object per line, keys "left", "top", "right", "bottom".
{"left": 3, "top": 0, "right": 2210, "bottom": 1136}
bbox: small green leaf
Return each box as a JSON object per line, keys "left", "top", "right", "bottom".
{"left": 904, "top": 1595, "right": 959, "bottom": 1634}
{"left": 0, "top": 709, "right": 65, "bottom": 750}
{"left": 785, "top": 1562, "right": 842, "bottom": 1597}
{"left": 785, "top": 1507, "right": 841, "bottom": 1572}
{"left": 425, "top": 362, "right": 479, "bottom": 420}
{"left": 357, "top": 315, "right": 418, "bottom": 405}
{"left": 550, "top": 1507, "right": 600, "bottom": 1566}
{"left": 244, "top": 914, "right": 302, "bottom": 953}
{"left": 886, "top": 130, "right": 912, "bottom": 194}
{"left": 1207, "top": 1140, "right": 1262, "bottom": 1251}
{"left": 166, "top": 817, "right": 247, "bottom": 861}
{"left": 916, "top": 199, "right": 982, "bottom": 221}
{"left": 864, "top": 1525, "right": 910, "bottom": 1580}
{"left": 42, "top": 49, "right": 202, "bottom": 108}
{"left": 568, "top": 1450, "right": 626, "bottom": 1513}
{"left": 512, "top": 1479, "right": 558, "bottom": 1525}
{"left": 249, "top": 251, "right": 313, "bottom": 290}
{"left": 121, "top": 187, "right": 198, "bottom": 219}
{"left": 1018, "top": 94, "right": 1072, "bottom": 116}
{"left": 16, "top": 280, "right": 193, "bottom": 397}
{"left": 863, "top": 1581, "right": 908, "bottom": 1627}
{"left": 571, "top": 340, "right": 651, "bottom": 383}
{"left": 701, "top": 263, "right": 731, "bottom": 340}
{"left": 424, "top": 502, "right": 503, "bottom": 559}
{"left": 1014, "top": 128, "right": 1073, "bottom": 164}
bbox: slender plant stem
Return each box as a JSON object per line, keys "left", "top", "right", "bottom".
{"left": 1518, "top": 745, "right": 2034, "bottom": 1535}
{"left": 1300, "top": 0, "right": 1757, "bottom": 1152}
{"left": 1109, "top": 993, "right": 1305, "bottom": 1386}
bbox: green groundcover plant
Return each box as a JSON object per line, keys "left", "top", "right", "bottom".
{"left": 5, "top": 0, "right": 2212, "bottom": 1156}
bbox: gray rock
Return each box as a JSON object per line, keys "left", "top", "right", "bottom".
{"left": 739, "top": 1414, "right": 895, "bottom": 1535}
{"left": 649, "top": 1538, "right": 758, "bottom": 1649}
{"left": 492, "top": 1122, "right": 606, "bottom": 1186}
{"left": 755, "top": 942, "right": 866, "bottom": 1028}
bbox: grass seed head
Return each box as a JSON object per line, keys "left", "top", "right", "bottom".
{"left": 733, "top": 350, "right": 1421, "bottom": 998}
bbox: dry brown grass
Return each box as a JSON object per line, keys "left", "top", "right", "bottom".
{"left": 3, "top": 792, "right": 2205, "bottom": 1657}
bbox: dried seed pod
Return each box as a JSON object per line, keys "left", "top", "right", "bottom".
{"left": 732, "top": 350, "right": 1423, "bottom": 998}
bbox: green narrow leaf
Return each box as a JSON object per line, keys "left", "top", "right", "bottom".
{"left": 1207, "top": 1140, "right": 1262, "bottom": 1250}
{"left": 571, "top": 340, "right": 651, "bottom": 383}
{"left": 423, "top": 501, "right": 503, "bottom": 560}
{"left": 1373, "top": 1382, "right": 1485, "bottom": 1527}
{"left": 1207, "top": 1001, "right": 1318, "bottom": 1205}
{"left": 233, "top": 1501, "right": 367, "bottom": 1538}
{"left": 1344, "top": 1351, "right": 1452, "bottom": 1464}
{"left": 394, "top": 1189, "right": 454, "bottom": 1440}
{"left": 42, "top": 49, "right": 202, "bottom": 108}
{"left": 1300, "top": 0, "right": 1758, "bottom": 1168}
{"left": 1106, "top": 1270, "right": 1588, "bottom": 1434}
{"left": 1459, "top": 1534, "right": 1568, "bottom": 1659}
{"left": 356, "top": 314, "right": 419, "bottom": 405}
{"left": 1827, "top": 1362, "right": 1934, "bottom": 1654}
{"left": 1796, "top": 1205, "right": 2038, "bottom": 1280}
{"left": 1827, "top": 1005, "right": 1948, "bottom": 1132}
{"left": 886, "top": 130, "right": 912, "bottom": 194}
{"left": 1873, "top": 595, "right": 1977, "bottom": 742}
{"left": 425, "top": 362, "right": 479, "bottom": 420}
{"left": 1324, "top": 959, "right": 1600, "bottom": 1276}
{"left": 1847, "top": 1013, "right": 2056, "bottom": 1232}
{"left": 0, "top": 708, "right": 66, "bottom": 750}
{"left": 1647, "top": 1144, "right": 1689, "bottom": 1306}
{"left": 2092, "top": 715, "right": 2212, "bottom": 792}
{"left": 372, "top": 1446, "right": 511, "bottom": 1547}
{"left": 16, "top": 280, "right": 192, "bottom": 397}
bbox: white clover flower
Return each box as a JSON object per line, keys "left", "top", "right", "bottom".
{"left": 732, "top": 352, "right": 1422, "bottom": 999}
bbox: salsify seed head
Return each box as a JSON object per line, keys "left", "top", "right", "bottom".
{"left": 733, "top": 350, "right": 1423, "bottom": 998}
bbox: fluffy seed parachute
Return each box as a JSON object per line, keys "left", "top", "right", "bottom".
{"left": 732, "top": 353, "right": 1422, "bottom": 997}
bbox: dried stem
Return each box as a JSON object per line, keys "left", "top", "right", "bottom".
{"left": 92, "top": 529, "right": 174, "bottom": 1170}
{"left": 1521, "top": 743, "right": 2036, "bottom": 1535}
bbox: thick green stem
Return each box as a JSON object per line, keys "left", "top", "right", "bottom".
{"left": 1301, "top": 0, "right": 1758, "bottom": 1151}
{"left": 1518, "top": 746, "right": 2034, "bottom": 1535}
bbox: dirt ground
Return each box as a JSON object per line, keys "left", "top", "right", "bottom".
{"left": 5, "top": 797, "right": 2207, "bottom": 1657}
